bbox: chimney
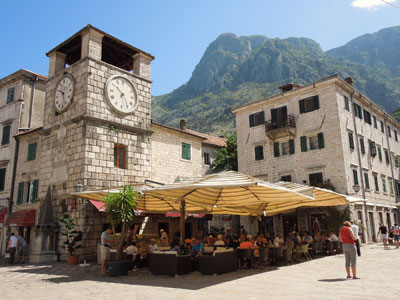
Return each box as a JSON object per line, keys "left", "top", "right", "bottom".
{"left": 344, "top": 77, "right": 353, "bottom": 85}
{"left": 278, "top": 83, "right": 304, "bottom": 93}
{"left": 179, "top": 119, "right": 187, "bottom": 131}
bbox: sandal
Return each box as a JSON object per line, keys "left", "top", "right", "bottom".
{"left": 346, "top": 275, "right": 352, "bottom": 279}
{"left": 352, "top": 277, "right": 360, "bottom": 279}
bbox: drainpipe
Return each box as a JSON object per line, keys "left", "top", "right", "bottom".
{"left": 350, "top": 91, "right": 369, "bottom": 242}
{"left": 383, "top": 118, "right": 397, "bottom": 201}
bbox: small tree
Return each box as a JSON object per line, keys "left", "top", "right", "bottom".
{"left": 212, "top": 132, "right": 238, "bottom": 172}
{"left": 104, "top": 185, "right": 138, "bottom": 261}
{"left": 325, "top": 206, "right": 352, "bottom": 234}
{"left": 59, "top": 212, "right": 83, "bottom": 256}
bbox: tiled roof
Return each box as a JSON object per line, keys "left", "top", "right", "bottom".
{"left": 184, "top": 129, "right": 226, "bottom": 147}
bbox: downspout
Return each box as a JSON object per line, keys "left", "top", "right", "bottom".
{"left": 383, "top": 118, "right": 397, "bottom": 201}
{"left": 350, "top": 91, "right": 369, "bottom": 242}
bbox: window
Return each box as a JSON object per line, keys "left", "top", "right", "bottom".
{"left": 389, "top": 178, "right": 394, "bottom": 195}
{"left": 249, "top": 111, "right": 265, "bottom": 127}
{"left": 309, "top": 172, "right": 323, "bottom": 186}
{"left": 181, "top": 142, "right": 191, "bottom": 160}
{"left": 273, "top": 142, "right": 280, "bottom": 157}
{"left": 359, "top": 137, "right": 365, "bottom": 154}
{"left": 299, "top": 95, "right": 319, "bottom": 114}
{"left": 363, "top": 110, "right": 371, "bottom": 125}
{"left": 395, "top": 130, "right": 398, "bottom": 142}
{"left": 300, "top": 136, "right": 307, "bottom": 152}
{"left": 378, "top": 146, "right": 382, "bottom": 161}
{"left": 382, "top": 177, "right": 387, "bottom": 193}
{"left": 27, "top": 143, "right": 37, "bottom": 161}
{"left": 344, "top": 96, "right": 349, "bottom": 111}
{"left": 6, "top": 87, "right": 15, "bottom": 104}
{"left": 280, "top": 175, "right": 292, "bottom": 182}
{"left": 373, "top": 174, "right": 379, "bottom": 192}
{"left": 255, "top": 145, "right": 264, "bottom": 160}
{"left": 0, "top": 168, "right": 5, "bottom": 191}
{"left": 303, "top": 133, "right": 324, "bottom": 151}
{"left": 203, "top": 152, "right": 210, "bottom": 165}
{"left": 384, "top": 149, "right": 390, "bottom": 165}
{"left": 364, "top": 172, "right": 370, "bottom": 190}
{"left": 281, "top": 142, "right": 290, "bottom": 155}
{"left": 348, "top": 132, "right": 354, "bottom": 150}
{"left": 17, "top": 180, "right": 38, "bottom": 204}
{"left": 274, "top": 139, "right": 294, "bottom": 157}
{"left": 1, "top": 125, "right": 11, "bottom": 145}
{"left": 309, "top": 136, "right": 318, "bottom": 150}
{"left": 353, "top": 169, "right": 359, "bottom": 186}
{"left": 369, "top": 141, "right": 376, "bottom": 157}
{"left": 114, "top": 144, "right": 126, "bottom": 168}
{"left": 380, "top": 120, "right": 385, "bottom": 133}
{"left": 353, "top": 103, "right": 362, "bottom": 119}
{"left": 387, "top": 126, "right": 392, "bottom": 138}
{"left": 373, "top": 116, "right": 378, "bottom": 129}
{"left": 395, "top": 156, "right": 400, "bottom": 168}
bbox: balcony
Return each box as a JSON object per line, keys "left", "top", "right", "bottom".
{"left": 265, "top": 114, "right": 296, "bottom": 140}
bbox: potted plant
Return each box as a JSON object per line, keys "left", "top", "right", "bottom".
{"left": 59, "top": 212, "right": 83, "bottom": 264}
{"left": 104, "top": 185, "right": 138, "bottom": 276}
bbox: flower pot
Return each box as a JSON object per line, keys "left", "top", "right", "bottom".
{"left": 108, "top": 260, "right": 130, "bottom": 277}
{"left": 67, "top": 255, "right": 80, "bottom": 265}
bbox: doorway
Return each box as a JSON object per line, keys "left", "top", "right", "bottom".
{"left": 282, "top": 215, "right": 298, "bottom": 238}
{"left": 368, "top": 212, "right": 376, "bottom": 242}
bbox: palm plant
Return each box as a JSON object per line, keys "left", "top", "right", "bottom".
{"left": 104, "top": 185, "right": 138, "bottom": 261}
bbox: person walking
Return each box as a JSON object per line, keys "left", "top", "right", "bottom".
{"left": 392, "top": 223, "right": 400, "bottom": 249}
{"left": 377, "top": 223, "right": 389, "bottom": 249}
{"left": 7, "top": 233, "right": 18, "bottom": 265}
{"left": 350, "top": 220, "right": 361, "bottom": 256}
{"left": 16, "top": 233, "right": 28, "bottom": 263}
{"left": 339, "top": 221, "right": 359, "bottom": 279}
{"left": 100, "top": 227, "right": 112, "bottom": 275}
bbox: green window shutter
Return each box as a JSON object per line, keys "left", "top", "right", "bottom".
{"left": 255, "top": 146, "right": 264, "bottom": 160}
{"left": 300, "top": 136, "right": 307, "bottom": 152}
{"left": 6, "top": 87, "right": 15, "bottom": 104}
{"left": 0, "top": 168, "right": 5, "bottom": 191}
{"left": 17, "top": 182, "right": 24, "bottom": 205}
{"left": 370, "top": 142, "right": 376, "bottom": 157}
{"left": 374, "top": 175, "right": 379, "bottom": 191}
{"left": 360, "top": 138, "right": 365, "bottom": 154}
{"left": 289, "top": 139, "right": 295, "bottom": 155}
{"left": 348, "top": 132, "right": 354, "bottom": 150}
{"left": 27, "top": 143, "right": 37, "bottom": 161}
{"left": 1, "top": 125, "right": 10, "bottom": 145}
{"left": 344, "top": 96, "right": 349, "bottom": 111}
{"left": 260, "top": 111, "right": 265, "bottom": 124}
{"left": 317, "top": 133, "right": 324, "bottom": 149}
{"left": 378, "top": 147, "right": 382, "bottom": 161}
{"left": 353, "top": 169, "right": 359, "bottom": 185}
{"left": 273, "top": 142, "right": 280, "bottom": 157}
{"left": 364, "top": 173, "right": 370, "bottom": 189}
{"left": 395, "top": 156, "right": 399, "bottom": 168}
{"left": 249, "top": 114, "right": 254, "bottom": 127}
{"left": 182, "top": 143, "right": 191, "bottom": 160}
{"left": 31, "top": 180, "right": 38, "bottom": 203}
{"left": 385, "top": 150, "right": 390, "bottom": 165}
{"left": 299, "top": 100, "right": 305, "bottom": 114}
{"left": 313, "top": 96, "right": 320, "bottom": 110}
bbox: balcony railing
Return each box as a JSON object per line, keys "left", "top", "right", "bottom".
{"left": 265, "top": 114, "right": 296, "bottom": 132}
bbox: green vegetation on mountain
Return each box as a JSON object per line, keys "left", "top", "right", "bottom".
{"left": 153, "top": 27, "right": 400, "bottom": 135}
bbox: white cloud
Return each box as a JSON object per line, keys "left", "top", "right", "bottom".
{"left": 351, "top": 0, "right": 397, "bottom": 9}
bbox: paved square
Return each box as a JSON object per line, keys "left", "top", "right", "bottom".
{"left": 1, "top": 244, "right": 399, "bottom": 300}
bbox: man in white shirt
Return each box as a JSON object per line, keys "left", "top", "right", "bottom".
{"left": 7, "top": 233, "right": 18, "bottom": 265}
{"left": 149, "top": 239, "right": 158, "bottom": 253}
{"left": 350, "top": 220, "right": 361, "bottom": 256}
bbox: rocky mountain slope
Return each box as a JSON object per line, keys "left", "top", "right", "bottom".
{"left": 153, "top": 26, "right": 400, "bottom": 135}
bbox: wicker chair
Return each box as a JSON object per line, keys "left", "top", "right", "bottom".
{"left": 198, "top": 250, "right": 238, "bottom": 275}
{"left": 238, "top": 248, "right": 253, "bottom": 269}
{"left": 149, "top": 251, "right": 192, "bottom": 276}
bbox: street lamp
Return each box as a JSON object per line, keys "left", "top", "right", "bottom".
{"left": 74, "top": 181, "right": 84, "bottom": 193}
{"left": 353, "top": 184, "right": 360, "bottom": 193}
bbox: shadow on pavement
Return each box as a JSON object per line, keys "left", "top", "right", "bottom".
{"left": 318, "top": 278, "right": 348, "bottom": 282}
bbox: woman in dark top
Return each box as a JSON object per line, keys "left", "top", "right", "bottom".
{"left": 378, "top": 223, "right": 388, "bottom": 249}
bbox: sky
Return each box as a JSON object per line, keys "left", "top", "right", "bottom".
{"left": 0, "top": 0, "right": 399, "bottom": 96}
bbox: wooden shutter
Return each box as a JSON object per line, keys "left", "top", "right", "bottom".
{"left": 289, "top": 139, "right": 295, "bottom": 155}
{"left": 300, "top": 136, "right": 307, "bottom": 152}
{"left": 17, "top": 182, "right": 24, "bottom": 205}
{"left": 370, "top": 142, "right": 376, "bottom": 157}
{"left": 348, "top": 132, "right": 354, "bottom": 150}
{"left": 249, "top": 114, "right": 255, "bottom": 127}
{"left": 378, "top": 147, "right": 382, "bottom": 161}
{"left": 273, "top": 142, "right": 280, "bottom": 157}
{"left": 360, "top": 138, "right": 365, "bottom": 154}
{"left": 385, "top": 150, "right": 390, "bottom": 164}
{"left": 313, "top": 96, "right": 320, "bottom": 110}
{"left": 374, "top": 175, "right": 379, "bottom": 191}
{"left": 31, "top": 180, "right": 38, "bottom": 203}
{"left": 344, "top": 96, "right": 349, "bottom": 111}
{"left": 260, "top": 111, "right": 265, "bottom": 124}
{"left": 0, "top": 168, "right": 5, "bottom": 191}
{"left": 364, "top": 173, "right": 370, "bottom": 189}
{"left": 6, "top": 87, "right": 15, "bottom": 104}
{"left": 1, "top": 125, "right": 10, "bottom": 145}
{"left": 353, "top": 169, "right": 358, "bottom": 185}
{"left": 299, "top": 100, "right": 305, "bottom": 114}
{"left": 28, "top": 143, "right": 37, "bottom": 161}
{"left": 255, "top": 146, "right": 264, "bottom": 160}
{"left": 182, "top": 143, "right": 191, "bottom": 160}
{"left": 317, "top": 133, "right": 324, "bottom": 149}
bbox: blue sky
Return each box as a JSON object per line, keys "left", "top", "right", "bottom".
{"left": 0, "top": 0, "right": 399, "bottom": 95}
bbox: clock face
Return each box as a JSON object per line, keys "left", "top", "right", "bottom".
{"left": 105, "top": 75, "right": 138, "bottom": 114}
{"left": 54, "top": 74, "right": 75, "bottom": 113}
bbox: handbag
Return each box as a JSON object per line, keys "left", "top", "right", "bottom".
{"left": 4, "top": 253, "right": 10, "bottom": 259}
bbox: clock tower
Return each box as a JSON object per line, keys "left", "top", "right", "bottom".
{"left": 40, "top": 25, "right": 154, "bottom": 260}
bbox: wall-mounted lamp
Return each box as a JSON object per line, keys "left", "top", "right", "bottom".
{"left": 75, "top": 181, "right": 84, "bottom": 193}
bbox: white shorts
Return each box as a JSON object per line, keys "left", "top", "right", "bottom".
{"left": 100, "top": 245, "right": 110, "bottom": 260}
{"left": 381, "top": 234, "right": 388, "bottom": 240}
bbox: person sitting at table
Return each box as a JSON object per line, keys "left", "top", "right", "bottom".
{"left": 328, "top": 231, "right": 339, "bottom": 242}
{"left": 149, "top": 238, "right": 158, "bottom": 253}
{"left": 239, "top": 233, "right": 247, "bottom": 243}
{"left": 170, "top": 238, "right": 181, "bottom": 254}
{"left": 302, "top": 231, "right": 313, "bottom": 244}
{"left": 273, "top": 233, "right": 285, "bottom": 248}
{"left": 215, "top": 234, "right": 226, "bottom": 247}
{"left": 255, "top": 233, "right": 267, "bottom": 248}
{"left": 159, "top": 229, "right": 169, "bottom": 247}
{"left": 182, "top": 241, "right": 192, "bottom": 255}
{"left": 191, "top": 238, "right": 204, "bottom": 257}
{"left": 203, "top": 235, "right": 214, "bottom": 247}
{"left": 240, "top": 234, "right": 256, "bottom": 249}
{"left": 314, "top": 231, "right": 322, "bottom": 241}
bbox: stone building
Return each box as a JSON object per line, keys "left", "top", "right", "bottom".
{"left": 233, "top": 75, "right": 399, "bottom": 242}
{"left": 1, "top": 25, "right": 225, "bottom": 261}
{"left": 0, "top": 70, "right": 46, "bottom": 257}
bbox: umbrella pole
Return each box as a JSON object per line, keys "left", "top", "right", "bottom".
{"left": 180, "top": 199, "right": 186, "bottom": 246}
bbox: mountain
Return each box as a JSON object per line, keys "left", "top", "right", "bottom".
{"left": 153, "top": 26, "right": 400, "bottom": 135}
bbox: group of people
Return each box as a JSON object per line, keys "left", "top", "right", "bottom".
{"left": 377, "top": 223, "right": 400, "bottom": 249}
{"left": 7, "top": 232, "right": 28, "bottom": 265}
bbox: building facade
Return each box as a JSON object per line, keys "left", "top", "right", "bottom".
{"left": 233, "top": 75, "right": 399, "bottom": 242}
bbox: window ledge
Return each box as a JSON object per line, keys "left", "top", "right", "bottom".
{"left": 375, "top": 191, "right": 380, "bottom": 194}
{"left": 180, "top": 158, "right": 192, "bottom": 163}
{"left": 383, "top": 192, "right": 388, "bottom": 195}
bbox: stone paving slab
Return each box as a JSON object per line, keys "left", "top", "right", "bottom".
{"left": 1, "top": 244, "right": 400, "bottom": 300}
